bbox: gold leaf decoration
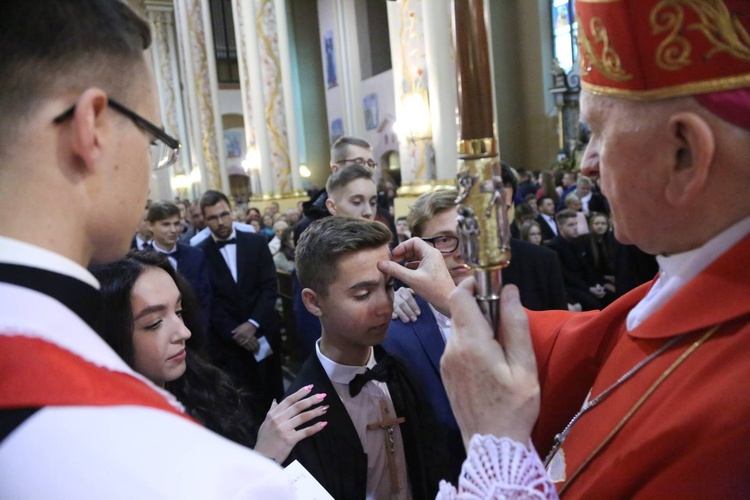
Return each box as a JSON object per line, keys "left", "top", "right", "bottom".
{"left": 651, "top": 0, "right": 750, "bottom": 71}
{"left": 577, "top": 14, "right": 634, "bottom": 82}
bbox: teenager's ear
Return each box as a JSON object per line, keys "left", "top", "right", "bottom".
{"left": 301, "top": 288, "right": 323, "bottom": 317}
{"left": 69, "top": 87, "right": 110, "bottom": 170}
{"left": 664, "top": 111, "right": 714, "bottom": 206}
{"left": 325, "top": 198, "right": 338, "bottom": 216}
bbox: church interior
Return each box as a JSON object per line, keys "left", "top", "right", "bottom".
{"left": 126, "top": 0, "right": 581, "bottom": 215}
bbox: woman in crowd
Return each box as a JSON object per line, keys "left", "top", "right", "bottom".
{"left": 273, "top": 226, "right": 296, "bottom": 273}
{"left": 90, "top": 251, "right": 326, "bottom": 463}
{"left": 586, "top": 212, "right": 616, "bottom": 294}
{"left": 520, "top": 219, "right": 543, "bottom": 245}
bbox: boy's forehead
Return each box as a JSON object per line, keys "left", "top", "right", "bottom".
{"left": 333, "top": 245, "right": 391, "bottom": 285}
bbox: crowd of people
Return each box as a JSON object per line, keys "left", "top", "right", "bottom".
{"left": 3, "top": 0, "right": 750, "bottom": 498}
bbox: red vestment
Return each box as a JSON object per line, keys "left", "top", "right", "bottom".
{"left": 530, "top": 234, "right": 750, "bottom": 497}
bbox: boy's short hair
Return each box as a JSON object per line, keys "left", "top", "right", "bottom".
{"left": 296, "top": 217, "right": 392, "bottom": 297}
{"left": 146, "top": 201, "right": 180, "bottom": 223}
{"left": 0, "top": 1, "right": 151, "bottom": 152}
{"left": 330, "top": 136, "right": 371, "bottom": 163}
{"left": 555, "top": 209, "right": 578, "bottom": 225}
{"left": 407, "top": 189, "right": 458, "bottom": 238}
{"left": 326, "top": 163, "right": 374, "bottom": 197}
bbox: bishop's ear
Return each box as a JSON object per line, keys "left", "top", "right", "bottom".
{"left": 665, "top": 111, "right": 715, "bottom": 206}
{"left": 301, "top": 288, "right": 324, "bottom": 317}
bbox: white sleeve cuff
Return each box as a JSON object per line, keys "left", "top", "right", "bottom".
{"left": 436, "top": 434, "right": 558, "bottom": 499}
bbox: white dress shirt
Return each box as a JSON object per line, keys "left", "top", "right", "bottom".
{"left": 316, "top": 341, "right": 411, "bottom": 500}
{"left": 428, "top": 303, "right": 452, "bottom": 344}
{"left": 214, "top": 230, "right": 238, "bottom": 282}
{"left": 152, "top": 241, "right": 178, "bottom": 269}
{"left": 627, "top": 215, "right": 750, "bottom": 331}
{"left": 542, "top": 213, "right": 558, "bottom": 235}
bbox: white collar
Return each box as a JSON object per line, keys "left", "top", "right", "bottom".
{"left": 152, "top": 241, "right": 178, "bottom": 253}
{"left": 0, "top": 235, "right": 99, "bottom": 289}
{"left": 627, "top": 215, "right": 750, "bottom": 331}
{"left": 315, "top": 340, "right": 375, "bottom": 385}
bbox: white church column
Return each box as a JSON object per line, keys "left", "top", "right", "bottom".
{"left": 232, "top": 0, "right": 304, "bottom": 199}
{"left": 145, "top": 1, "right": 194, "bottom": 199}
{"left": 173, "top": 0, "right": 228, "bottom": 192}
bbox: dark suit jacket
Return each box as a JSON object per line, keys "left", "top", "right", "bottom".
{"left": 536, "top": 214, "right": 558, "bottom": 242}
{"left": 545, "top": 235, "right": 609, "bottom": 310}
{"left": 503, "top": 238, "right": 568, "bottom": 311}
{"left": 198, "top": 231, "right": 282, "bottom": 408}
{"left": 587, "top": 191, "right": 610, "bottom": 216}
{"left": 173, "top": 243, "right": 211, "bottom": 340}
{"left": 382, "top": 298, "right": 464, "bottom": 483}
{"left": 286, "top": 346, "right": 448, "bottom": 499}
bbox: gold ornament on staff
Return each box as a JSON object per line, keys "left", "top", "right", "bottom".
{"left": 452, "top": 0, "right": 511, "bottom": 338}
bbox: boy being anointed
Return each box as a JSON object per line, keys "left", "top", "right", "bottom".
{"left": 286, "top": 216, "right": 447, "bottom": 499}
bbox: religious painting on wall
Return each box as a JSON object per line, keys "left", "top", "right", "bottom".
{"left": 224, "top": 129, "right": 244, "bottom": 159}
{"left": 324, "top": 29, "right": 337, "bottom": 88}
{"left": 330, "top": 118, "right": 344, "bottom": 143}
{"left": 364, "top": 93, "right": 379, "bottom": 130}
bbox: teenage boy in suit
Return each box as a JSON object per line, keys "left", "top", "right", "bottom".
{"left": 287, "top": 216, "right": 447, "bottom": 499}
{"left": 145, "top": 201, "right": 211, "bottom": 335}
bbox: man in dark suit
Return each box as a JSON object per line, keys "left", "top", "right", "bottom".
{"left": 145, "top": 201, "right": 211, "bottom": 334}
{"left": 130, "top": 207, "right": 152, "bottom": 250}
{"left": 535, "top": 194, "right": 559, "bottom": 242}
{"left": 197, "top": 190, "right": 283, "bottom": 413}
{"left": 287, "top": 217, "right": 448, "bottom": 499}
{"left": 546, "top": 209, "right": 614, "bottom": 310}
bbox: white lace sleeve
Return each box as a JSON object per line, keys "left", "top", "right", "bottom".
{"left": 436, "top": 434, "right": 558, "bottom": 499}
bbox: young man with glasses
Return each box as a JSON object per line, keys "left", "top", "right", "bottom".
{"left": 0, "top": 1, "right": 291, "bottom": 496}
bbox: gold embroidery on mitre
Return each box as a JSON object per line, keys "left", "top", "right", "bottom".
{"left": 651, "top": 0, "right": 750, "bottom": 71}
{"left": 577, "top": 14, "right": 634, "bottom": 82}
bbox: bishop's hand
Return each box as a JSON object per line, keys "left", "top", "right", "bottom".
{"left": 441, "top": 279, "right": 540, "bottom": 447}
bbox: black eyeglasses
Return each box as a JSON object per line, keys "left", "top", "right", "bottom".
{"left": 53, "top": 98, "right": 181, "bottom": 170}
{"left": 337, "top": 157, "right": 377, "bottom": 169}
{"left": 421, "top": 235, "right": 459, "bottom": 254}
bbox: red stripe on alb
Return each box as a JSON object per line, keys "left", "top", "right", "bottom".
{"left": 0, "top": 335, "right": 193, "bottom": 422}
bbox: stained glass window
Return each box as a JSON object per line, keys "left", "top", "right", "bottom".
{"left": 551, "top": 0, "right": 578, "bottom": 72}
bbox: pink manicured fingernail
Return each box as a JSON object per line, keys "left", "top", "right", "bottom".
{"left": 320, "top": 421, "right": 328, "bottom": 428}
{"left": 320, "top": 405, "right": 329, "bottom": 413}
{"left": 316, "top": 393, "right": 326, "bottom": 400}
{"left": 304, "top": 384, "right": 314, "bottom": 391}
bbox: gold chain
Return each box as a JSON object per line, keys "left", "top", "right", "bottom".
{"left": 560, "top": 324, "right": 722, "bottom": 495}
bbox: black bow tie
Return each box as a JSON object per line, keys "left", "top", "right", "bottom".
{"left": 349, "top": 355, "right": 393, "bottom": 397}
{"left": 216, "top": 238, "right": 237, "bottom": 249}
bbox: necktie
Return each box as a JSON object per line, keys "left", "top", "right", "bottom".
{"left": 216, "top": 238, "right": 237, "bottom": 249}
{"left": 349, "top": 354, "right": 393, "bottom": 397}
